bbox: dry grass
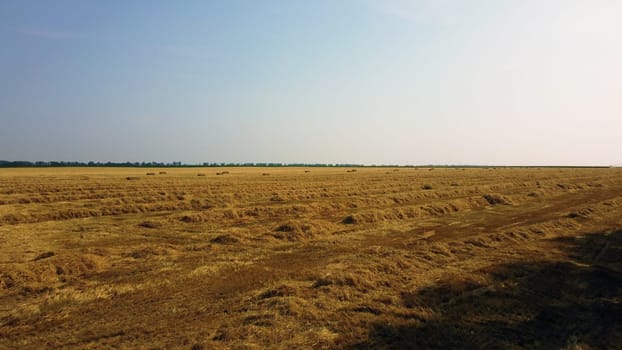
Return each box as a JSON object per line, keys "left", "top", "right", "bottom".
{"left": 1, "top": 167, "right": 621, "bottom": 349}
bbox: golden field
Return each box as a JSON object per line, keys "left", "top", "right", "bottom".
{"left": 1, "top": 167, "right": 621, "bottom": 349}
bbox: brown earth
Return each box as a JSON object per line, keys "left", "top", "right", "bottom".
{"left": 0, "top": 167, "right": 621, "bottom": 349}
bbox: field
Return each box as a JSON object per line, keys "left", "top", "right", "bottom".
{"left": 1, "top": 167, "right": 621, "bottom": 349}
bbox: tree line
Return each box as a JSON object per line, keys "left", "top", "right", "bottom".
{"left": 0, "top": 161, "right": 608, "bottom": 168}
{"left": 0, "top": 161, "right": 373, "bottom": 168}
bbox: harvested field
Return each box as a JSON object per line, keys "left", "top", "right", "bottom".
{"left": 1, "top": 167, "right": 621, "bottom": 349}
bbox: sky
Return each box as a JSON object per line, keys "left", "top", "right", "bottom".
{"left": 1, "top": 0, "right": 621, "bottom": 166}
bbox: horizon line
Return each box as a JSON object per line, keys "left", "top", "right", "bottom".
{"left": 0, "top": 160, "right": 617, "bottom": 169}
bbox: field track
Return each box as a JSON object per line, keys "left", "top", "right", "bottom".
{"left": 1, "top": 167, "right": 621, "bottom": 349}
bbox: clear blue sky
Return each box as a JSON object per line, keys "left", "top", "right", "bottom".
{"left": 1, "top": 0, "right": 620, "bottom": 165}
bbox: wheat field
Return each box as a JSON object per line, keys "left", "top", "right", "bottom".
{"left": 1, "top": 167, "right": 621, "bottom": 349}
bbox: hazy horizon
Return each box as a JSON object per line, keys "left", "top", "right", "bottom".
{"left": 2, "top": 1, "right": 621, "bottom": 166}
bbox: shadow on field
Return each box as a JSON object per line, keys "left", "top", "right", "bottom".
{"left": 351, "top": 230, "right": 622, "bottom": 349}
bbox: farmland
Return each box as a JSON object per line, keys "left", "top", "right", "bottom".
{"left": 1, "top": 167, "right": 621, "bottom": 349}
